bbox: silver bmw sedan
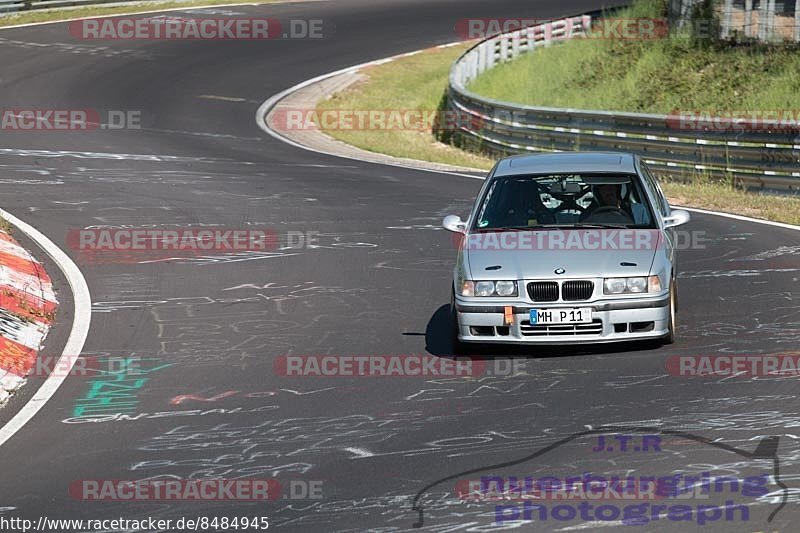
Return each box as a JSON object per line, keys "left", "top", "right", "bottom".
{"left": 443, "top": 152, "right": 690, "bottom": 347}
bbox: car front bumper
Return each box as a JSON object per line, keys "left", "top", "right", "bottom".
{"left": 455, "top": 294, "right": 670, "bottom": 345}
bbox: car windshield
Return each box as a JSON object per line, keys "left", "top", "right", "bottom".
{"left": 472, "top": 173, "right": 657, "bottom": 231}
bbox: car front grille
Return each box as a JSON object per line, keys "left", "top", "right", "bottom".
{"left": 527, "top": 280, "right": 594, "bottom": 302}
{"left": 520, "top": 319, "right": 603, "bottom": 336}
{"left": 562, "top": 280, "right": 594, "bottom": 301}
{"left": 527, "top": 282, "right": 559, "bottom": 302}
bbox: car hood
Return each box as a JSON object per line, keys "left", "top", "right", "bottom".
{"left": 463, "top": 229, "right": 660, "bottom": 280}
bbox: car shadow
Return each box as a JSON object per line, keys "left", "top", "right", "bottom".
{"left": 424, "top": 304, "right": 663, "bottom": 359}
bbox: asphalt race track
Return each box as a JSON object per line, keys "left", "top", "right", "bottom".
{"left": 0, "top": 0, "right": 798, "bottom": 531}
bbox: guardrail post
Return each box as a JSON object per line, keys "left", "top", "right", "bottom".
{"left": 564, "top": 17, "right": 575, "bottom": 38}
{"left": 758, "top": 0, "right": 768, "bottom": 39}
{"left": 768, "top": 0, "right": 777, "bottom": 40}
{"left": 795, "top": 0, "right": 800, "bottom": 41}
{"left": 551, "top": 19, "right": 564, "bottom": 41}
{"left": 722, "top": 0, "right": 733, "bottom": 38}
{"left": 745, "top": 0, "right": 753, "bottom": 38}
{"left": 511, "top": 31, "right": 520, "bottom": 59}
{"left": 526, "top": 25, "right": 536, "bottom": 50}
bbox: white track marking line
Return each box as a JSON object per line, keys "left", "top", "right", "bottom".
{"left": 0, "top": 209, "right": 91, "bottom": 448}
{"left": 679, "top": 207, "right": 800, "bottom": 232}
{"left": 344, "top": 447, "right": 375, "bottom": 458}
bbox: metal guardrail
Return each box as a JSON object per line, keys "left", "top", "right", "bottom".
{"left": 446, "top": 16, "right": 800, "bottom": 192}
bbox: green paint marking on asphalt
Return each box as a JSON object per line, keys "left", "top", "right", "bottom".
{"left": 72, "top": 357, "right": 173, "bottom": 417}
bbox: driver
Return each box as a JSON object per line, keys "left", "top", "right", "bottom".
{"left": 579, "top": 183, "right": 633, "bottom": 222}
{"left": 595, "top": 184, "right": 623, "bottom": 208}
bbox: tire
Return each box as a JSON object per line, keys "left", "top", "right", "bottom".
{"left": 663, "top": 280, "right": 677, "bottom": 345}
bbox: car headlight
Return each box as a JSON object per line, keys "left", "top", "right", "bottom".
{"left": 626, "top": 277, "right": 647, "bottom": 293}
{"left": 475, "top": 281, "right": 495, "bottom": 297}
{"left": 604, "top": 276, "right": 661, "bottom": 295}
{"left": 495, "top": 281, "right": 517, "bottom": 296}
{"left": 460, "top": 280, "right": 518, "bottom": 297}
{"left": 603, "top": 278, "right": 627, "bottom": 294}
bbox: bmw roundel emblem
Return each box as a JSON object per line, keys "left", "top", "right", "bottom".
{"left": 554, "top": 268, "right": 566, "bottom": 275}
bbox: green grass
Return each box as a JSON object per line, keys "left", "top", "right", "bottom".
{"left": 468, "top": 0, "right": 800, "bottom": 113}
{"left": 661, "top": 181, "right": 800, "bottom": 225}
{"left": 316, "top": 45, "right": 495, "bottom": 169}
{"left": 0, "top": 0, "right": 279, "bottom": 27}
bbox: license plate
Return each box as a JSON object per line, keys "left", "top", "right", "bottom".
{"left": 530, "top": 308, "right": 592, "bottom": 325}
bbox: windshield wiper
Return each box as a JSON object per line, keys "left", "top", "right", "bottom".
{"left": 535, "top": 223, "right": 631, "bottom": 229}
{"left": 474, "top": 226, "right": 532, "bottom": 233}
{"left": 475, "top": 223, "right": 634, "bottom": 232}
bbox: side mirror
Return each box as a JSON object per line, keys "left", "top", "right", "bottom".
{"left": 442, "top": 215, "right": 467, "bottom": 234}
{"left": 663, "top": 209, "right": 690, "bottom": 228}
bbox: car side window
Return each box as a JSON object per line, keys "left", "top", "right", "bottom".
{"left": 474, "top": 180, "right": 498, "bottom": 228}
{"left": 640, "top": 164, "right": 669, "bottom": 217}
{"left": 626, "top": 179, "right": 656, "bottom": 227}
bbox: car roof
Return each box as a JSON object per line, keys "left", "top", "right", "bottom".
{"left": 493, "top": 152, "right": 638, "bottom": 177}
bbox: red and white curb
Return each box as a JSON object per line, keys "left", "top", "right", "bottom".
{"left": 0, "top": 230, "right": 58, "bottom": 405}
